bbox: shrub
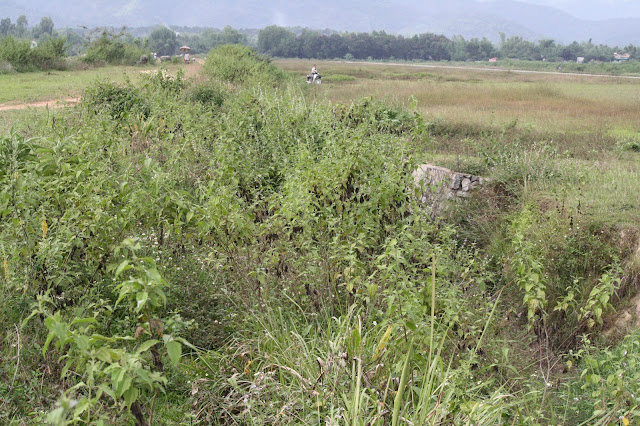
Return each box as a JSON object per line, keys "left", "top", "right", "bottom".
{"left": 84, "top": 30, "right": 148, "bottom": 66}
{"left": 203, "top": 44, "right": 287, "bottom": 85}
{"left": 186, "top": 82, "right": 227, "bottom": 106}
{"left": 0, "top": 35, "right": 67, "bottom": 72}
{"left": 82, "top": 80, "right": 150, "bottom": 120}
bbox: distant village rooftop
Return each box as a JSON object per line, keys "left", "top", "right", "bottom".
{"left": 613, "top": 52, "right": 630, "bottom": 62}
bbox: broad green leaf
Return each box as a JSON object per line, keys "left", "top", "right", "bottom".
{"left": 135, "top": 367, "right": 154, "bottom": 389}
{"left": 42, "top": 331, "right": 55, "bottom": 357}
{"left": 61, "top": 358, "right": 75, "bottom": 378}
{"left": 73, "top": 397, "right": 91, "bottom": 418}
{"left": 96, "top": 347, "right": 114, "bottom": 363}
{"left": 136, "top": 339, "right": 160, "bottom": 355}
{"left": 123, "top": 386, "right": 139, "bottom": 408}
{"left": 47, "top": 407, "right": 65, "bottom": 424}
{"left": 115, "top": 260, "right": 131, "bottom": 278}
{"left": 74, "top": 335, "right": 90, "bottom": 352}
{"left": 98, "top": 383, "right": 116, "bottom": 401}
{"left": 111, "top": 366, "right": 125, "bottom": 393}
{"left": 70, "top": 317, "right": 97, "bottom": 326}
{"left": 166, "top": 340, "right": 182, "bottom": 367}
{"left": 135, "top": 291, "right": 149, "bottom": 312}
{"left": 116, "top": 374, "right": 133, "bottom": 398}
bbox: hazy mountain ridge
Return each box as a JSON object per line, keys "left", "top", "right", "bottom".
{"left": 3, "top": 0, "right": 640, "bottom": 45}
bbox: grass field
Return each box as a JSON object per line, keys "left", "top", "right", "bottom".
{"left": 0, "top": 62, "right": 199, "bottom": 105}
{"left": 0, "top": 62, "right": 202, "bottom": 132}
{"left": 279, "top": 59, "right": 640, "bottom": 144}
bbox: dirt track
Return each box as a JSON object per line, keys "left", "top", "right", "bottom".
{"left": 0, "top": 61, "right": 204, "bottom": 113}
{"left": 0, "top": 97, "right": 80, "bottom": 112}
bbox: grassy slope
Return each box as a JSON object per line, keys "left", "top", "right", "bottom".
{"left": 1, "top": 55, "right": 639, "bottom": 424}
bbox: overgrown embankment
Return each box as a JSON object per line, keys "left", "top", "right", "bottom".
{"left": 1, "top": 44, "right": 639, "bottom": 425}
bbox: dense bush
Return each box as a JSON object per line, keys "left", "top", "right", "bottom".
{"left": 186, "top": 81, "right": 227, "bottom": 106}
{"left": 0, "top": 35, "right": 67, "bottom": 72}
{"left": 82, "top": 79, "right": 150, "bottom": 120}
{"left": 84, "top": 30, "right": 148, "bottom": 66}
{"left": 203, "top": 44, "right": 287, "bottom": 85}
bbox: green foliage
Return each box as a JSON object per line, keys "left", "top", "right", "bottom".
{"left": 84, "top": 30, "right": 148, "bottom": 66}
{"left": 562, "top": 333, "right": 640, "bottom": 425}
{"left": 82, "top": 79, "right": 150, "bottom": 120}
{"left": 147, "top": 26, "right": 178, "bottom": 57}
{"left": 1, "top": 42, "right": 639, "bottom": 426}
{"left": 203, "top": 44, "right": 287, "bottom": 85}
{"left": 508, "top": 205, "right": 547, "bottom": 327}
{"left": 578, "top": 263, "right": 622, "bottom": 329}
{"left": 23, "top": 238, "right": 190, "bottom": 424}
{"left": 177, "top": 26, "right": 248, "bottom": 55}
{"left": 0, "top": 35, "right": 67, "bottom": 72}
{"left": 186, "top": 81, "right": 227, "bottom": 106}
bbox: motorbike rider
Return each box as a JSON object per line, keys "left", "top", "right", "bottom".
{"left": 311, "top": 64, "right": 318, "bottom": 82}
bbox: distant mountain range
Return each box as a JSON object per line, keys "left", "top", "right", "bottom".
{"left": 2, "top": 0, "right": 640, "bottom": 46}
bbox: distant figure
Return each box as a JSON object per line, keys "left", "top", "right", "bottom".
{"left": 140, "top": 55, "right": 148, "bottom": 64}
{"left": 184, "top": 52, "right": 190, "bottom": 64}
{"left": 557, "top": 65, "right": 562, "bottom": 71}
{"left": 311, "top": 64, "right": 318, "bottom": 82}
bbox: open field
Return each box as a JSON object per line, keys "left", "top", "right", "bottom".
{"left": 0, "top": 62, "right": 201, "bottom": 106}
{"left": 279, "top": 59, "right": 640, "bottom": 148}
{"left": 0, "top": 62, "right": 203, "bottom": 132}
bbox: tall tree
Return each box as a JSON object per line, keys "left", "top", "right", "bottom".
{"left": 15, "top": 15, "right": 28, "bottom": 38}
{"left": 257, "top": 26, "right": 297, "bottom": 57}
{"left": 148, "top": 26, "right": 177, "bottom": 56}
{"left": 33, "top": 17, "right": 54, "bottom": 39}
{"left": 0, "top": 18, "right": 15, "bottom": 37}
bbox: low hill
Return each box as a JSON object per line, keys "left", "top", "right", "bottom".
{"left": 3, "top": 0, "right": 640, "bottom": 45}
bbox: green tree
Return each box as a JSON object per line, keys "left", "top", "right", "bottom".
{"left": 221, "top": 25, "right": 246, "bottom": 45}
{"left": 559, "top": 41, "right": 583, "bottom": 61}
{"left": 0, "top": 18, "right": 15, "bottom": 37}
{"left": 15, "top": 15, "right": 28, "bottom": 38}
{"left": 538, "top": 39, "right": 557, "bottom": 60}
{"left": 148, "top": 26, "right": 177, "bottom": 56}
{"left": 257, "top": 25, "right": 297, "bottom": 57}
{"left": 465, "top": 37, "right": 496, "bottom": 61}
{"left": 33, "top": 16, "right": 54, "bottom": 40}
{"left": 500, "top": 35, "right": 540, "bottom": 60}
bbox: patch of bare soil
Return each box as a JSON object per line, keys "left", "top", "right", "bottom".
{"left": 0, "top": 97, "right": 80, "bottom": 111}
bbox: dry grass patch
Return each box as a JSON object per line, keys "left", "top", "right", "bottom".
{"left": 281, "top": 59, "right": 640, "bottom": 140}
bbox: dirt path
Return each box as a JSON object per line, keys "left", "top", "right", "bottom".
{"left": 0, "top": 61, "right": 205, "bottom": 113}
{"left": 0, "top": 97, "right": 80, "bottom": 112}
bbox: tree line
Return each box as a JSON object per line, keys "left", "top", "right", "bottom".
{"left": 256, "top": 26, "right": 637, "bottom": 63}
{"left": 0, "top": 15, "right": 638, "bottom": 72}
{"left": 0, "top": 15, "right": 56, "bottom": 40}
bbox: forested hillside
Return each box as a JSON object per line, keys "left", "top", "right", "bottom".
{"left": 4, "top": 0, "right": 640, "bottom": 45}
